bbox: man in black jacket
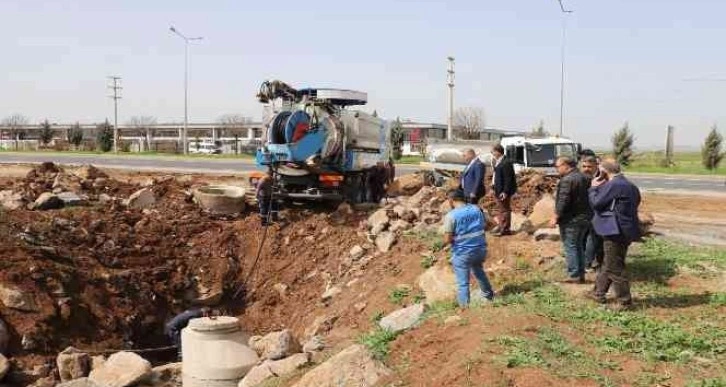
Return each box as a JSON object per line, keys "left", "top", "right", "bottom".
{"left": 550, "top": 156, "right": 592, "bottom": 283}
{"left": 491, "top": 144, "right": 517, "bottom": 236}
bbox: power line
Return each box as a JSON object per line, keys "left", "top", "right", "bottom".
{"left": 107, "top": 76, "right": 122, "bottom": 153}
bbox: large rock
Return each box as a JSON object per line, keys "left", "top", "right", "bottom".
{"left": 349, "top": 245, "right": 365, "bottom": 261}
{"left": 145, "top": 363, "right": 181, "bottom": 386}
{"left": 0, "top": 318, "right": 8, "bottom": 355}
{"left": 511, "top": 213, "right": 533, "bottom": 234}
{"left": 417, "top": 263, "right": 457, "bottom": 304}
{"left": 375, "top": 231, "right": 396, "bottom": 253}
{"left": 292, "top": 344, "right": 391, "bottom": 387}
{"left": 527, "top": 195, "right": 555, "bottom": 231}
{"left": 74, "top": 165, "right": 108, "bottom": 180}
{"left": 239, "top": 353, "right": 311, "bottom": 387}
{"left": 33, "top": 192, "right": 64, "bottom": 210}
{"left": 0, "top": 190, "right": 24, "bottom": 211}
{"left": 249, "top": 330, "right": 302, "bottom": 361}
{"left": 57, "top": 347, "right": 91, "bottom": 382}
{"left": 389, "top": 219, "right": 411, "bottom": 233}
{"left": 379, "top": 304, "right": 425, "bottom": 333}
{"left": 302, "top": 336, "right": 324, "bottom": 353}
{"left": 57, "top": 377, "right": 99, "bottom": 387}
{"left": 534, "top": 228, "right": 561, "bottom": 242}
{"left": 0, "top": 283, "right": 39, "bottom": 312}
{"left": 367, "top": 209, "right": 390, "bottom": 236}
{"left": 88, "top": 351, "right": 152, "bottom": 387}
{"left": 387, "top": 174, "right": 424, "bottom": 196}
{"left": 124, "top": 188, "right": 156, "bottom": 210}
{"left": 407, "top": 186, "right": 436, "bottom": 207}
{"left": 57, "top": 192, "right": 86, "bottom": 207}
{"left": 0, "top": 353, "right": 8, "bottom": 381}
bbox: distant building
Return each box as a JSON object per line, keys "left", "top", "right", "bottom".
{"left": 398, "top": 121, "right": 524, "bottom": 156}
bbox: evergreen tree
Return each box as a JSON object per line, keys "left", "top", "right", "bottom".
{"left": 95, "top": 120, "right": 114, "bottom": 152}
{"left": 701, "top": 125, "right": 724, "bottom": 170}
{"left": 39, "top": 119, "right": 54, "bottom": 146}
{"left": 67, "top": 123, "right": 84, "bottom": 149}
{"left": 612, "top": 122, "right": 635, "bottom": 166}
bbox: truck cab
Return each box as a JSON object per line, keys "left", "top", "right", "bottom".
{"left": 500, "top": 136, "right": 580, "bottom": 175}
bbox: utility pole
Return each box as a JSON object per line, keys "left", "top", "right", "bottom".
{"left": 170, "top": 26, "right": 203, "bottom": 155}
{"left": 107, "top": 76, "right": 122, "bottom": 153}
{"left": 447, "top": 56, "right": 455, "bottom": 141}
{"left": 557, "top": 0, "right": 573, "bottom": 137}
{"left": 665, "top": 125, "right": 675, "bottom": 166}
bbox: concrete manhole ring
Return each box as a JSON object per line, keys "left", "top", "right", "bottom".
{"left": 193, "top": 185, "right": 247, "bottom": 215}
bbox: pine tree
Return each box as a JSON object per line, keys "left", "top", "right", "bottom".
{"left": 95, "top": 120, "right": 114, "bottom": 152}
{"left": 612, "top": 122, "right": 635, "bottom": 166}
{"left": 67, "top": 123, "right": 84, "bottom": 149}
{"left": 701, "top": 125, "right": 724, "bottom": 170}
{"left": 39, "top": 119, "right": 54, "bottom": 146}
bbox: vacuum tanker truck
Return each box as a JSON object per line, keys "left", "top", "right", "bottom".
{"left": 255, "top": 80, "right": 391, "bottom": 202}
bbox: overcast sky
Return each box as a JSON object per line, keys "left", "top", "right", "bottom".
{"left": 2, "top": 0, "right": 726, "bottom": 149}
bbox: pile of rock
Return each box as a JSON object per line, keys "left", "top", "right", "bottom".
{"left": 363, "top": 186, "right": 450, "bottom": 253}
{"left": 239, "top": 329, "right": 317, "bottom": 387}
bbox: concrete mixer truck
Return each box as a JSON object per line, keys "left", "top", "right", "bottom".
{"left": 255, "top": 80, "right": 391, "bottom": 202}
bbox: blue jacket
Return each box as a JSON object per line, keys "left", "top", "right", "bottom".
{"left": 588, "top": 175, "right": 641, "bottom": 242}
{"left": 460, "top": 158, "right": 486, "bottom": 199}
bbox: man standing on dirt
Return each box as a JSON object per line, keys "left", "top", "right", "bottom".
{"left": 580, "top": 156, "right": 604, "bottom": 270}
{"left": 491, "top": 144, "right": 516, "bottom": 236}
{"left": 256, "top": 172, "right": 277, "bottom": 226}
{"left": 587, "top": 159, "right": 641, "bottom": 310}
{"left": 551, "top": 156, "right": 592, "bottom": 283}
{"left": 442, "top": 189, "right": 495, "bottom": 308}
{"left": 460, "top": 149, "right": 486, "bottom": 205}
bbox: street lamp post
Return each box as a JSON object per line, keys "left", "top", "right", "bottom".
{"left": 557, "top": 0, "right": 573, "bottom": 137}
{"left": 169, "top": 26, "right": 203, "bottom": 155}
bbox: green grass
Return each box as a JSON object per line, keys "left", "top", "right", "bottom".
{"left": 687, "top": 378, "right": 726, "bottom": 387}
{"left": 419, "top": 254, "right": 436, "bottom": 269}
{"left": 358, "top": 328, "right": 400, "bottom": 360}
{"left": 622, "top": 151, "right": 726, "bottom": 176}
{"left": 525, "top": 285, "right": 724, "bottom": 363}
{"left": 395, "top": 155, "right": 424, "bottom": 165}
{"left": 388, "top": 287, "right": 411, "bottom": 305}
{"left": 493, "top": 327, "right": 618, "bottom": 385}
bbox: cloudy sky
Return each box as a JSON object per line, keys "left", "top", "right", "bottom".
{"left": 2, "top": 0, "right": 726, "bottom": 149}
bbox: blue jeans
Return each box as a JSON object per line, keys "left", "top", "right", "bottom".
{"left": 560, "top": 220, "right": 589, "bottom": 279}
{"left": 451, "top": 248, "right": 494, "bottom": 307}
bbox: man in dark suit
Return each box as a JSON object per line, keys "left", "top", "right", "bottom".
{"left": 491, "top": 144, "right": 517, "bottom": 236}
{"left": 550, "top": 156, "right": 592, "bottom": 283}
{"left": 460, "top": 149, "right": 486, "bottom": 205}
{"left": 587, "top": 159, "right": 641, "bottom": 310}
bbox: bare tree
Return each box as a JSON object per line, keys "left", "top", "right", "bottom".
{"left": 127, "top": 116, "right": 157, "bottom": 152}
{"left": 529, "top": 120, "right": 549, "bottom": 138}
{"left": 1, "top": 114, "right": 30, "bottom": 150}
{"left": 453, "top": 107, "right": 485, "bottom": 140}
{"left": 218, "top": 114, "right": 251, "bottom": 138}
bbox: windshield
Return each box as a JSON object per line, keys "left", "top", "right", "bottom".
{"left": 526, "top": 143, "right": 576, "bottom": 167}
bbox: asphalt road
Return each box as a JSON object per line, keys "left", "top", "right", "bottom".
{"left": 1, "top": 153, "right": 724, "bottom": 192}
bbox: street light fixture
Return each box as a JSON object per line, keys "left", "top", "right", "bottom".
{"left": 557, "top": 0, "right": 573, "bottom": 137}
{"left": 169, "top": 25, "right": 203, "bottom": 155}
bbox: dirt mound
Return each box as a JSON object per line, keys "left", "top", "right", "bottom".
{"left": 5, "top": 162, "right": 136, "bottom": 207}
{"left": 481, "top": 170, "right": 559, "bottom": 215}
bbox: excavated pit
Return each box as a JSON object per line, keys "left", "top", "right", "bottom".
{"left": 0, "top": 163, "right": 379, "bottom": 381}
